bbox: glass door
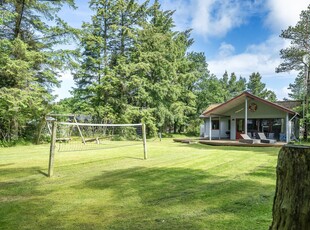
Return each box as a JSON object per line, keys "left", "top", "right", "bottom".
{"left": 236, "top": 119, "right": 244, "bottom": 139}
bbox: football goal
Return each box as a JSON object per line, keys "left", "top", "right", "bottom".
{"left": 47, "top": 121, "right": 147, "bottom": 177}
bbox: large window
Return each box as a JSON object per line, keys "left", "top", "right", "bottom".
{"left": 212, "top": 120, "right": 219, "bottom": 130}
{"left": 247, "top": 118, "right": 284, "bottom": 140}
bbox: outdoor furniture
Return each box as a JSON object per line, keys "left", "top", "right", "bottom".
{"left": 258, "top": 132, "right": 277, "bottom": 144}
{"left": 239, "top": 134, "right": 261, "bottom": 144}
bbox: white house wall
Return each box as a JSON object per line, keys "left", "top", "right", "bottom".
{"left": 220, "top": 118, "right": 229, "bottom": 138}
{"left": 202, "top": 117, "right": 230, "bottom": 139}
{"left": 201, "top": 98, "right": 293, "bottom": 141}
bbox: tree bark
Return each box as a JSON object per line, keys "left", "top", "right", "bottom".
{"left": 270, "top": 145, "right": 310, "bottom": 230}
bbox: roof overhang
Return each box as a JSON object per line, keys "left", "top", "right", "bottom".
{"left": 200, "top": 91, "right": 298, "bottom": 118}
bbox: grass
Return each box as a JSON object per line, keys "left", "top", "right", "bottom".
{"left": 0, "top": 138, "right": 279, "bottom": 230}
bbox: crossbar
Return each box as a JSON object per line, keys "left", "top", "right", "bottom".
{"left": 58, "top": 122, "right": 142, "bottom": 127}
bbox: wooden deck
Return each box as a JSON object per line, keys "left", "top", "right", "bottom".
{"left": 173, "top": 138, "right": 286, "bottom": 147}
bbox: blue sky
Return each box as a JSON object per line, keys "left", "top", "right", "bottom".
{"left": 54, "top": 0, "right": 309, "bottom": 101}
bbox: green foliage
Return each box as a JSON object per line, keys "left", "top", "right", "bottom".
{"left": 288, "top": 72, "right": 306, "bottom": 100}
{"left": 72, "top": 0, "right": 199, "bottom": 136}
{"left": 0, "top": 0, "right": 291, "bottom": 142}
{"left": 247, "top": 72, "right": 277, "bottom": 101}
{"left": 0, "top": 0, "right": 77, "bottom": 143}
{"left": 277, "top": 4, "right": 310, "bottom": 139}
{"left": 276, "top": 4, "right": 310, "bottom": 73}
{"left": 219, "top": 71, "right": 247, "bottom": 101}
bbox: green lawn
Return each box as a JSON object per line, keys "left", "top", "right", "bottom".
{"left": 0, "top": 139, "right": 279, "bottom": 230}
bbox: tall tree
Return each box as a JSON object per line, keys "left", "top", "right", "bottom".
{"left": 288, "top": 72, "right": 307, "bottom": 100}
{"left": 73, "top": 0, "right": 148, "bottom": 123}
{"left": 276, "top": 4, "right": 310, "bottom": 73}
{"left": 129, "top": 0, "right": 199, "bottom": 133}
{"left": 220, "top": 71, "right": 229, "bottom": 101}
{"left": 219, "top": 71, "right": 247, "bottom": 101}
{"left": 277, "top": 4, "right": 310, "bottom": 140}
{"left": 247, "top": 72, "right": 277, "bottom": 101}
{"left": 0, "top": 0, "right": 76, "bottom": 142}
{"left": 194, "top": 56, "right": 225, "bottom": 114}
{"left": 228, "top": 72, "right": 246, "bottom": 97}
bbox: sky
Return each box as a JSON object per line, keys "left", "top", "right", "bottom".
{"left": 54, "top": 0, "right": 309, "bottom": 101}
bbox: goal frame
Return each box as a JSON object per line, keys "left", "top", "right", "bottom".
{"left": 48, "top": 121, "right": 147, "bottom": 177}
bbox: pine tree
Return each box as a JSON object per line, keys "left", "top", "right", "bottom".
{"left": 277, "top": 4, "right": 310, "bottom": 73}
{"left": 127, "top": 0, "right": 198, "bottom": 133}
{"left": 73, "top": 0, "right": 149, "bottom": 123}
{"left": 0, "top": 0, "right": 76, "bottom": 142}
{"left": 220, "top": 71, "right": 229, "bottom": 101}
{"left": 228, "top": 72, "right": 246, "bottom": 97}
{"left": 247, "top": 72, "right": 277, "bottom": 101}
{"left": 277, "top": 4, "right": 310, "bottom": 140}
{"left": 288, "top": 72, "right": 306, "bottom": 100}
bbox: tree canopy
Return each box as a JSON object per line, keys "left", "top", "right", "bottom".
{"left": 0, "top": 0, "right": 76, "bottom": 144}
{"left": 0, "top": 0, "right": 287, "bottom": 143}
{"left": 277, "top": 3, "right": 310, "bottom": 140}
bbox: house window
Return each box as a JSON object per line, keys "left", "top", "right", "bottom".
{"left": 212, "top": 120, "right": 219, "bottom": 130}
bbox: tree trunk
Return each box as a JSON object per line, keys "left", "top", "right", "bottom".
{"left": 270, "top": 145, "right": 310, "bottom": 230}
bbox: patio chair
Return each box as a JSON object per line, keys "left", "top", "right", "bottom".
{"left": 257, "top": 132, "right": 277, "bottom": 144}
{"left": 239, "top": 134, "right": 261, "bottom": 144}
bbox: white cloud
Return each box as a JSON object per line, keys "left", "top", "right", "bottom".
{"left": 161, "top": 0, "right": 261, "bottom": 38}
{"left": 191, "top": 0, "right": 245, "bottom": 38}
{"left": 208, "top": 36, "right": 284, "bottom": 77}
{"left": 162, "top": 0, "right": 309, "bottom": 38}
{"left": 265, "top": 0, "right": 309, "bottom": 32}
{"left": 207, "top": 35, "right": 299, "bottom": 99}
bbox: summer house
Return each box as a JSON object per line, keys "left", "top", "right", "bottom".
{"left": 199, "top": 91, "right": 300, "bottom": 143}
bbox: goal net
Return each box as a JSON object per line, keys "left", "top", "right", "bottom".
{"left": 47, "top": 119, "right": 147, "bottom": 177}
{"left": 52, "top": 122, "right": 146, "bottom": 153}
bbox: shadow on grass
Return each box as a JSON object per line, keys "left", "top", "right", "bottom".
{"left": 0, "top": 166, "right": 44, "bottom": 177}
{"left": 0, "top": 163, "right": 15, "bottom": 167}
{"left": 80, "top": 166, "right": 275, "bottom": 229}
{"left": 37, "top": 170, "right": 49, "bottom": 177}
{"left": 0, "top": 165, "right": 276, "bottom": 229}
{"left": 245, "top": 165, "right": 276, "bottom": 180}
{"left": 0, "top": 167, "right": 57, "bottom": 229}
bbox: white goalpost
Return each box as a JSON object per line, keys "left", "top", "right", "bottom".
{"left": 48, "top": 121, "right": 147, "bottom": 177}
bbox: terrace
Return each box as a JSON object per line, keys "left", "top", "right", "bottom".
{"left": 173, "top": 138, "right": 286, "bottom": 147}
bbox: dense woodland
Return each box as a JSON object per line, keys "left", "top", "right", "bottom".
{"left": 0, "top": 0, "right": 309, "bottom": 145}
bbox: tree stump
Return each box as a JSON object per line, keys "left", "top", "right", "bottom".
{"left": 270, "top": 145, "right": 310, "bottom": 230}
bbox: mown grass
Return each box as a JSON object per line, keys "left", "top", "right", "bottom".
{"left": 0, "top": 139, "right": 279, "bottom": 229}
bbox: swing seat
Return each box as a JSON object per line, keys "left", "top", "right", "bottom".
{"left": 56, "top": 138, "right": 71, "bottom": 143}
{"left": 84, "top": 137, "right": 100, "bottom": 144}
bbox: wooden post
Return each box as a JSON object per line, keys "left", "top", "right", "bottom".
{"left": 48, "top": 121, "right": 57, "bottom": 177}
{"left": 270, "top": 145, "right": 310, "bottom": 230}
{"left": 142, "top": 123, "right": 147, "bottom": 159}
{"left": 73, "top": 116, "right": 86, "bottom": 144}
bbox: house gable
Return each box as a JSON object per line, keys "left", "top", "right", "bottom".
{"left": 200, "top": 91, "right": 297, "bottom": 118}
